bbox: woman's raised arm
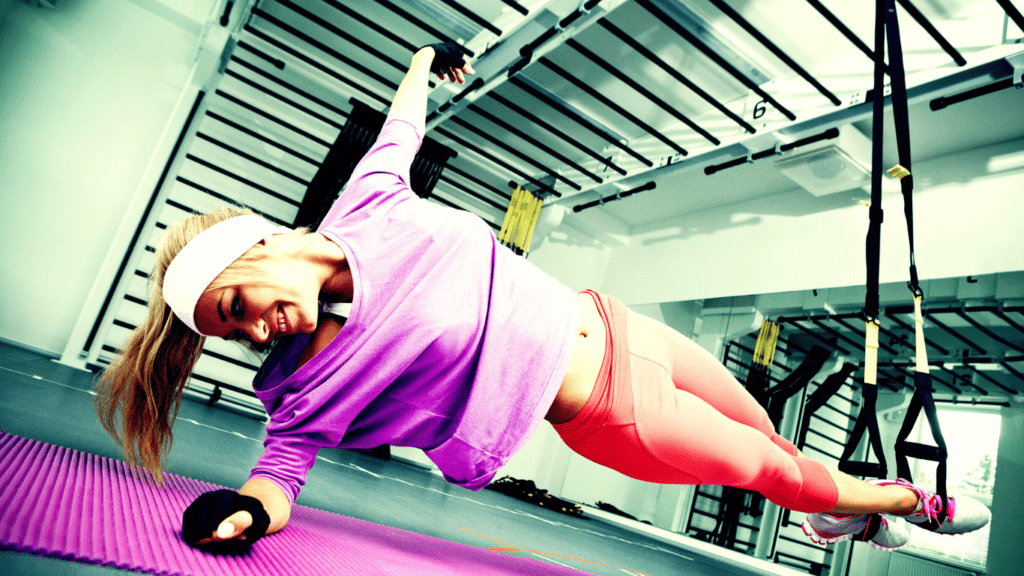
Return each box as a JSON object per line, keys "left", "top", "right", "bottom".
{"left": 391, "top": 43, "right": 474, "bottom": 124}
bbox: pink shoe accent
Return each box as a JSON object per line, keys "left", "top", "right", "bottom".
{"left": 872, "top": 478, "right": 954, "bottom": 525}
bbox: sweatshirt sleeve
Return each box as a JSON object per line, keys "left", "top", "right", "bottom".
{"left": 319, "top": 109, "right": 425, "bottom": 225}
{"left": 247, "top": 433, "right": 320, "bottom": 504}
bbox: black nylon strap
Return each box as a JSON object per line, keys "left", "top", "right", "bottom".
{"left": 894, "top": 373, "right": 950, "bottom": 524}
{"left": 883, "top": 0, "right": 922, "bottom": 296}
{"left": 865, "top": 0, "right": 887, "bottom": 323}
{"left": 838, "top": 383, "right": 888, "bottom": 479}
{"left": 841, "top": 0, "right": 890, "bottom": 482}
{"left": 876, "top": 0, "right": 949, "bottom": 518}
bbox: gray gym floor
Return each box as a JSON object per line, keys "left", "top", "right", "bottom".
{"left": 0, "top": 342, "right": 766, "bottom": 576}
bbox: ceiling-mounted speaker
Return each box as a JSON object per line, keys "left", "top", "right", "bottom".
{"left": 773, "top": 125, "right": 872, "bottom": 196}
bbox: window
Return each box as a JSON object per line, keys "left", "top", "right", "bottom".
{"left": 901, "top": 406, "right": 1000, "bottom": 571}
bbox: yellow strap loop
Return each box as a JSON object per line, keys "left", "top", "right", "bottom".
{"left": 864, "top": 319, "right": 880, "bottom": 388}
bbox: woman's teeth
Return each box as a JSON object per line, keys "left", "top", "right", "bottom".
{"left": 277, "top": 308, "right": 287, "bottom": 333}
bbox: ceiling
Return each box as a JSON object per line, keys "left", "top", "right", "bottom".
{"left": 227, "top": 0, "right": 1024, "bottom": 233}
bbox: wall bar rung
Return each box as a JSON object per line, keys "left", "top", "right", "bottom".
{"left": 276, "top": 0, "right": 426, "bottom": 82}
{"left": 498, "top": 0, "right": 529, "bottom": 17}
{"left": 429, "top": 193, "right": 501, "bottom": 231}
{"left": 571, "top": 182, "right": 656, "bottom": 212}
{"left": 925, "top": 312, "right": 987, "bottom": 355}
{"left": 881, "top": 311, "right": 951, "bottom": 356}
{"left": 205, "top": 111, "right": 319, "bottom": 166}
{"left": 434, "top": 127, "right": 559, "bottom": 196}
{"left": 509, "top": 0, "right": 603, "bottom": 76}
{"left": 486, "top": 92, "right": 626, "bottom": 175}
{"left": 565, "top": 38, "right": 719, "bottom": 145}
{"left": 994, "top": 308, "right": 1024, "bottom": 338}
{"left": 931, "top": 77, "right": 1015, "bottom": 111}
{"left": 598, "top": 19, "right": 755, "bottom": 134}
{"left": 194, "top": 132, "right": 311, "bottom": 186}
{"left": 997, "top": 0, "right": 1024, "bottom": 32}
{"left": 447, "top": 116, "right": 582, "bottom": 190}
{"left": 172, "top": 178, "right": 291, "bottom": 226}
{"left": 805, "top": 0, "right": 888, "bottom": 75}
{"left": 783, "top": 320, "right": 850, "bottom": 355}
{"left": 252, "top": 11, "right": 399, "bottom": 91}
{"left": 635, "top": 0, "right": 796, "bottom": 121}
{"left": 214, "top": 89, "right": 333, "bottom": 147}
{"left": 467, "top": 105, "right": 603, "bottom": 183}
{"left": 323, "top": 0, "right": 418, "bottom": 54}
{"left": 1001, "top": 361, "right": 1024, "bottom": 384}
{"left": 538, "top": 57, "right": 688, "bottom": 156}
{"left": 437, "top": 174, "right": 507, "bottom": 211}
{"left": 236, "top": 39, "right": 285, "bottom": 69}
{"left": 808, "top": 318, "right": 869, "bottom": 355}
{"left": 896, "top": 0, "right": 967, "bottom": 66}
{"left": 368, "top": 0, "right": 474, "bottom": 57}
{"left": 968, "top": 366, "right": 1019, "bottom": 395}
{"left": 232, "top": 52, "right": 349, "bottom": 117}
{"left": 705, "top": 128, "right": 839, "bottom": 175}
{"left": 707, "top": 0, "right": 840, "bottom": 106}
{"left": 244, "top": 26, "right": 392, "bottom": 106}
{"left": 941, "top": 367, "right": 988, "bottom": 395}
{"left": 435, "top": 0, "right": 502, "bottom": 36}
{"left": 509, "top": 77, "right": 651, "bottom": 167}
{"left": 224, "top": 67, "right": 344, "bottom": 130}
{"left": 444, "top": 164, "right": 512, "bottom": 201}
{"left": 955, "top": 310, "right": 1024, "bottom": 354}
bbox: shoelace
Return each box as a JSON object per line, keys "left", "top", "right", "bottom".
{"left": 905, "top": 480, "right": 956, "bottom": 524}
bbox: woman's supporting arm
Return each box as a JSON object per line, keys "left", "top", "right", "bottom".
{"left": 240, "top": 477, "right": 291, "bottom": 534}
{"left": 192, "top": 477, "right": 291, "bottom": 546}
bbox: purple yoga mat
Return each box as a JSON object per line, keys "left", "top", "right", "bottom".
{"left": 0, "top": 432, "right": 590, "bottom": 575}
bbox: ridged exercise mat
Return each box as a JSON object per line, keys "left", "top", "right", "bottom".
{"left": 0, "top": 431, "right": 586, "bottom": 575}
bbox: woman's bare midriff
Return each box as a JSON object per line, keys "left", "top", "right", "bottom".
{"left": 544, "top": 292, "right": 606, "bottom": 424}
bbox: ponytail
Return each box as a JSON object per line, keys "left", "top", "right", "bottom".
{"left": 94, "top": 207, "right": 256, "bottom": 484}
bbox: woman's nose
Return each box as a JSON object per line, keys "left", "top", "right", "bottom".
{"left": 246, "top": 318, "right": 270, "bottom": 343}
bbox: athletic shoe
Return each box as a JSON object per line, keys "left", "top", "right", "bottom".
{"left": 870, "top": 478, "right": 991, "bottom": 535}
{"left": 803, "top": 512, "right": 909, "bottom": 551}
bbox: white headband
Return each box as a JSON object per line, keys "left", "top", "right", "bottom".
{"left": 162, "top": 215, "right": 290, "bottom": 335}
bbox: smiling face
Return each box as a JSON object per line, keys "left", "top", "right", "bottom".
{"left": 192, "top": 250, "right": 321, "bottom": 343}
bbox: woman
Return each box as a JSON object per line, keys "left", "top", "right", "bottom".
{"left": 96, "top": 43, "right": 989, "bottom": 552}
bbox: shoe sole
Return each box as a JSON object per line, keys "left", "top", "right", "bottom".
{"left": 802, "top": 518, "right": 906, "bottom": 552}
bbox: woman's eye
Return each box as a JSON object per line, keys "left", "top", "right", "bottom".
{"left": 231, "top": 295, "right": 243, "bottom": 317}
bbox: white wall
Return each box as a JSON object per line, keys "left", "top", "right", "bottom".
{"left": 600, "top": 137, "right": 1024, "bottom": 307}
{"left": 0, "top": 0, "right": 217, "bottom": 354}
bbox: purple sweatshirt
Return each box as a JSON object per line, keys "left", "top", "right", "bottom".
{"left": 247, "top": 111, "right": 579, "bottom": 502}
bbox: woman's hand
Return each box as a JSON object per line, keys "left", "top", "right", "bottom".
{"left": 194, "top": 509, "right": 254, "bottom": 545}
{"left": 181, "top": 489, "right": 271, "bottom": 550}
{"left": 420, "top": 42, "right": 475, "bottom": 84}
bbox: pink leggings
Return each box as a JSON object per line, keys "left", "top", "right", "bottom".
{"left": 554, "top": 291, "right": 838, "bottom": 513}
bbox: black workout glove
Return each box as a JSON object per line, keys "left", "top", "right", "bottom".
{"left": 420, "top": 42, "right": 466, "bottom": 75}
{"left": 182, "top": 489, "right": 272, "bottom": 550}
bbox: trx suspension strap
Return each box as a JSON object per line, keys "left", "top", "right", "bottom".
{"left": 838, "top": 0, "right": 892, "bottom": 481}
{"left": 882, "top": 0, "right": 951, "bottom": 526}
{"left": 841, "top": 3, "right": 950, "bottom": 525}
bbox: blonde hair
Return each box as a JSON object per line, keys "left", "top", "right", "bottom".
{"left": 94, "top": 206, "right": 261, "bottom": 484}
